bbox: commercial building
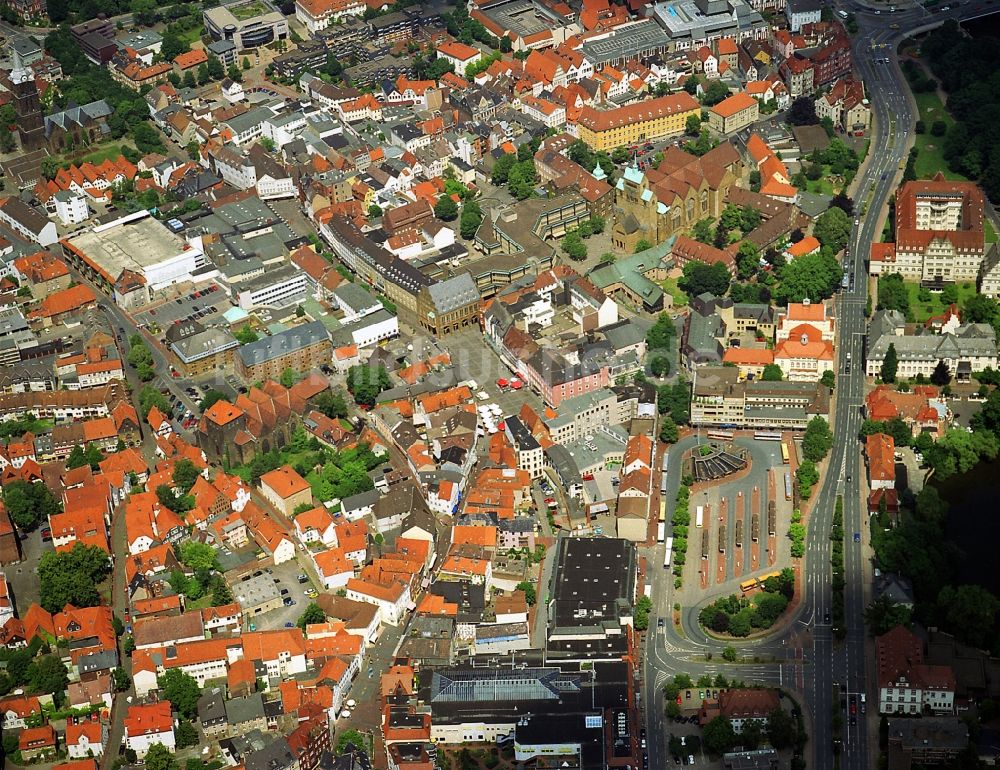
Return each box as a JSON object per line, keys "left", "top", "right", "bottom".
{"left": 170, "top": 329, "right": 240, "bottom": 377}
{"left": 866, "top": 310, "right": 998, "bottom": 381}
{"left": 579, "top": 20, "right": 672, "bottom": 67}
{"left": 235, "top": 321, "right": 332, "bottom": 382}
{"left": 236, "top": 266, "right": 310, "bottom": 310}
{"left": 61, "top": 211, "right": 205, "bottom": 294}
{"left": 415, "top": 273, "right": 482, "bottom": 337}
{"left": 690, "top": 366, "right": 829, "bottom": 429}
{"left": 204, "top": 0, "right": 288, "bottom": 50}
{"left": 648, "top": 0, "right": 768, "bottom": 52}
{"left": 546, "top": 537, "right": 636, "bottom": 661}
{"left": 870, "top": 174, "right": 986, "bottom": 286}
{"left": 707, "top": 91, "right": 759, "bottom": 134}
{"left": 575, "top": 92, "right": 700, "bottom": 151}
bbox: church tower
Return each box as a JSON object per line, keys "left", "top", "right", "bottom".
{"left": 10, "top": 47, "right": 45, "bottom": 152}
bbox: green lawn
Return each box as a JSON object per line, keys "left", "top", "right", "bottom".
{"left": 61, "top": 142, "right": 135, "bottom": 167}
{"left": 905, "top": 280, "right": 978, "bottom": 322}
{"left": 662, "top": 276, "right": 688, "bottom": 307}
{"left": 986, "top": 218, "right": 998, "bottom": 244}
{"left": 805, "top": 164, "right": 838, "bottom": 196}
{"left": 912, "top": 91, "right": 969, "bottom": 181}
{"left": 229, "top": 0, "right": 269, "bottom": 19}
{"left": 177, "top": 25, "right": 205, "bottom": 47}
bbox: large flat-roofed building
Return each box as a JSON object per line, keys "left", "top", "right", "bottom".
{"left": 235, "top": 321, "right": 331, "bottom": 382}
{"left": 691, "top": 366, "right": 830, "bottom": 429}
{"left": 576, "top": 93, "right": 700, "bottom": 151}
{"left": 61, "top": 211, "right": 205, "bottom": 294}
{"left": 472, "top": 0, "right": 578, "bottom": 51}
{"left": 649, "top": 0, "right": 768, "bottom": 51}
{"left": 205, "top": 0, "right": 288, "bottom": 50}
{"left": 580, "top": 20, "right": 672, "bottom": 67}
{"left": 170, "top": 329, "right": 240, "bottom": 377}
{"left": 546, "top": 537, "right": 637, "bottom": 661}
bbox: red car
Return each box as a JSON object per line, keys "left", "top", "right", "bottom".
{"left": 544, "top": 497, "right": 555, "bottom": 504}
{"left": 40, "top": 527, "right": 51, "bottom": 541}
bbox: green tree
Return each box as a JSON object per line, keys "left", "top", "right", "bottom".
{"left": 813, "top": 206, "right": 851, "bottom": 253}
{"left": 315, "top": 390, "right": 349, "bottom": 419}
{"left": 821, "top": 369, "right": 836, "bottom": 389}
{"left": 158, "top": 669, "right": 201, "bottom": 719}
{"left": 66, "top": 444, "right": 89, "bottom": 470}
{"left": 562, "top": 231, "right": 587, "bottom": 260}
{"left": 459, "top": 200, "right": 483, "bottom": 239}
{"left": 178, "top": 541, "right": 218, "bottom": 572}
{"left": 659, "top": 415, "right": 679, "bottom": 444}
{"left": 881, "top": 343, "right": 898, "bottom": 383}
{"left": 27, "top": 655, "right": 69, "bottom": 707}
{"left": 5, "top": 480, "right": 61, "bottom": 531}
{"left": 936, "top": 585, "right": 1000, "bottom": 651}
{"left": 346, "top": 364, "right": 391, "bottom": 408}
{"left": 722, "top": 645, "right": 737, "bottom": 662}
{"left": 234, "top": 325, "right": 259, "bottom": 344}
{"left": 138, "top": 386, "right": 171, "bottom": 421}
{"left": 634, "top": 595, "right": 653, "bottom": 630}
{"left": 280, "top": 367, "right": 299, "bottom": 388}
{"left": 802, "top": 416, "right": 833, "bottom": 462}
{"left": 516, "top": 580, "right": 536, "bottom": 605}
{"left": 685, "top": 113, "right": 702, "bottom": 136}
{"left": 864, "top": 596, "right": 912, "bottom": 636}
{"left": 172, "top": 459, "right": 201, "bottom": 492}
{"left": 965, "top": 294, "right": 999, "bottom": 326}
{"left": 775, "top": 249, "right": 841, "bottom": 304}
{"left": 491, "top": 153, "right": 517, "bottom": 185}
{"left": 678, "top": 260, "right": 731, "bottom": 297}
{"left": 703, "top": 716, "right": 736, "bottom": 754}
{"left": 931, "top": 359, "right": 951, "bottom": 386}
{"left": 634, "top": 239, "right": 653, "bottom": 254}
{"left": 434, "top": 195, "right": 458, "bottom": 221}
{"left": 735, "top": 240, "right": 760, "bottom": 280}
{"left": 199, "top": 389, "right": 227, "bottom": 412}
{"left": 176, "top": 720, "right": 198, "bottom": 749}
{"left": 145, "top": 744, "right": 178, "bottom": 770}
{"left": 159, "top": 31, "right": 187, "bottom": 62}
{"left": 297, "top": 602, "right": 326, "bottom": 630}
{"left": 762, "top": 364, "right": 783, "bottom": 382}
{"left": 368, "top": 204, "right": 382, "bottom": 218}
{"left": 766, "top": 707, "right": 797, "bottom": 749}
{"left": 38, "top": 544, "right": 111, "bottom": 612}
{"left": 113, "top": 667, "right": 132, "bottom": 692}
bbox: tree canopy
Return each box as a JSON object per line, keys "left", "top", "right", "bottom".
{"left": 158, "top": 669, "right": 201, "bottom": 720}
{"left": 38, "top": 544, "right": 111, "bottom": 612}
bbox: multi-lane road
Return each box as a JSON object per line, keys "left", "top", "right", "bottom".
{"left": 643, "top": 3, "right": 994, "bottom": 769}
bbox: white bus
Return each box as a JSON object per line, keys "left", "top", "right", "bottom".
{"left": 657, "top": 522, "right": 666, "bottom": 543}
{"left": 754, "top": 431, "right": 782, "bottom": 441}
{"left": 707, "top": 430, "right": 734, "bottom": 441}
{"left": 696, "top": 505, "right": 704, "bottom": 528}
{"left": 664, "top": 536, "right": 673, "bottom": 568}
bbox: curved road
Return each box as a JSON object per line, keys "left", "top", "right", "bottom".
{"left": 643, "top": 3, "right": 992, "bottom": 768}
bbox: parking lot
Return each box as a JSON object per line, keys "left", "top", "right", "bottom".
{"left": 134, "top": 284, "right": 234, "bottom": 334}
{"left": 6, "top": 527, "right": 52, "bottom": 614}
{"left": 231, "top": 552, "right": 320, "bottom": 632}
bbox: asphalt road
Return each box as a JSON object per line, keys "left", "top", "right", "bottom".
{"left": 641, "top": 3, "right": 996, "bottom": 767}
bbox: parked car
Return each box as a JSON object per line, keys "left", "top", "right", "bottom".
{"left": 297, "top": 574, "right": 309, "bottom": 584}
{"left": 40, "top": 527, "right": 51, "bottom": 542}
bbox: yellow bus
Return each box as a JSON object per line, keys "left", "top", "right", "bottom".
{"left": 780, "top": 443, "right": 790, "bottom": 464}
{"left": 740, "top": 579, "right": 758, "bottom": 594}
{"left": 659, "top": 500, "right": 667, "bottom": 522}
